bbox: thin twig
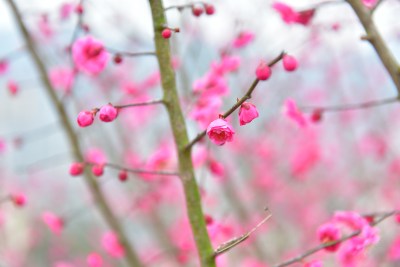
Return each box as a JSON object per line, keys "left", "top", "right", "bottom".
{"left": 115, "top": 99, "right": 164, "bottom": 109}
{"left": 214, "top": 210, "right": 272, "bottom": 257}
{"left": 299, "top": 96, "right": 399, "bottom": 113}
{"left": 164, "top": 1, "right": 206, "bottom": 11}
{"left": 185, "top": 52, "right": 285, "bottom": 150}
{"left": 85, "top": 162, "right": 180, "bottom": 176}
{"left": 105, "top": 46, "right": 156, "bottom": 57}
{"left": 273, "top": 210, "right": 397, "bottom": 267}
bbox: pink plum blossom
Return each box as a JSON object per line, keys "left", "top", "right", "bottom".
{"left": 72, "top": 36, "right": 109, "bottom": 75}
{"left": 206, "top": 119, "right": 235, "bottom": 146}
{"left": 98, "top": 104, "right": 118, "bottom": 122}
{"left": 49, "top": 67, "right": 75, "bottom": 93}
{"left": 102, "top": 231, "right": 125, "bottom": 258}
{"left": 42, "top": 211, "right": 64, "bottom": 235}
{"left": 239, "top": 102, "right": 259, "bottom": 126}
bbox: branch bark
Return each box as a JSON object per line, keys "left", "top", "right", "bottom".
{"left": 5, "top": 1, "right": 143, "bottom": 266}
{"left": 148, "top": 0, "right": 216, "bottom": 266}
{"left": 347, "top": 0, "right": 400, "bottom": 94}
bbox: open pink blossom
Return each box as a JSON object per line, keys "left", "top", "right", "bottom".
{"left": 284, "top": 99, "right": 307, "bottom": 127}
{"left": 99, "top": 104, "right": 118, "bottom": 122}
{"left": 239, "top": 102, "right": 259, "bottom": 126}
{"left": 206, "top": 118, "right": 235, "bottom": 146}
{"left": 272, "top": 2, "right": 315, "bottom": 26}
{"left": 72, "top": 36, "right": 109, "bottom": 75}
{"left": 42, "top": 211, "right": 64, "bottom": 235}
{"left": 102, "top": 231, "right": 125, "bottom": 258}
{"left": 317, "top": 223, "right": 341, "bottom": 252}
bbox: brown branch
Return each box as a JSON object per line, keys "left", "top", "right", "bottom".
{"left": 299, "top": 96, "right": 399, "bottom": 113}
{"left": 273, "top": 210, "right": 397, "bottom": 267}
{"left": 185, "top": 52, "right": 285, "bottom": 150}
{"left": 346, "top": 0, "right": 400, "bottom": 94}
{"left": 5, "top": 1, "right": 144, "bottom": 266}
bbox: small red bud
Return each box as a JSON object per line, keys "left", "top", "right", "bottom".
{"left": 113, "top": 54, "right": 123, "bottom": 64}
{"left": 91, "top": 164, "right": 104, "bottom": 177}
{"left": 69, "top": 162, "right": 84, "bottom": 176}
{"left": 310, "top": 109, "right": 323, "bottom": 123}
{"left": 192, "top": 6, "right": 204, "bottom": 17}
{"left": 204, "top": 4, "right": 215, "bottom": 15}
{"left": 162, "top": 28, "right": 172, "bottom": 39}
{"left": 75, "top": 4, "right": 84, "bottom": 14}
{"left": 11, "top": 193, "right": 26, "bottom": 207}
{"left": 118, "top": 170, "right": 128, "bottom": 182}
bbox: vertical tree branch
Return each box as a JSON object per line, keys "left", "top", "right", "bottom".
{"left": 5, "top": 1, "right": 143, "bottom": 266}
{"left": 346, "top": 0, "right": 400, "bottom": 94}
{"left": 148, "top": 0, "right": 216, "bottom": 266}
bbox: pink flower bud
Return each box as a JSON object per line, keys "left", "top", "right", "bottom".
{"left": 255, "top": 62, "right": 272, "bottom": 80}
{"left": 77, "top": 110, "right": 95, "bottom": 127}
{"left": 118, "top": 170, "right": 128, "bottom": 182}
{"left": 91, "top": 164, "right": 104, "bottom": 177}
{"left": 192, "top": 6, "right": 204, "bottom": 17}
{"left": 11, "top": 193, "right": 26, "bottom": 207}
{"left": 99, "top": 104, "right": 118, "bottom": 122}
{"left": 69, "top": 162, "right": 84, "bottom": 176}
{"left": 7, "top": 80, "right": 19, "bottom": 96}
{"left": 283, "top": 54, "right": 298, "bottom": 71}
{"left": 239, "top": 102, "right": 259, "bottom": 126}
{"left": 205, "top": 4, "right": 215, "bottom": 15}
{"left": 162, "top": 29, "right": 172, "bottom": 39}
{"left": 206, "top": 118, "right": 235, "bottom": 146}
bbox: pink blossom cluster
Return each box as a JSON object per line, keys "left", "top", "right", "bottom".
{"left": 190, "top": 55, "right": 241, "bottom": 128}
{"left": 317, "top": 211, "right": 380, "bottom": 266}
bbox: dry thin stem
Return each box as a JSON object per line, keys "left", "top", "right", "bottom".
{"left": 115, "top": 99, "right": 164, "bottom": 109}
{"left": 164, "top": 1, "right": 207, "bottom": 11}
{"left": 299, "top": 96, "right": 399, "bottom": 113}
{"left": 185, "top": 52, "right": 285, "bottom": 150}
{"left": 6, "top": 1, "right": 143, "bottom": 266}
{"left": 214, "top": 211, "right": 272, "bottom": 257}
{"left": 105, "top": 47, "right": 156, "bottom": 57}
{"left": 85, "top": 162, "right": 180, "bottom": 176}
{"left": 347, "top": 0, "right": 400, "bottom": 94}
{"left": 273, "top": 210, "right": 397, "bottom": 267}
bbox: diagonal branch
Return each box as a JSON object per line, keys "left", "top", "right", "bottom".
{"left": 346, "top": 0, "right": 400, "bottom": 94}
{"left": 273, "top": 210, "right": 398, "bottom": 267}
{"left": 185, "top": 52, "right": 285, "bottom": 150}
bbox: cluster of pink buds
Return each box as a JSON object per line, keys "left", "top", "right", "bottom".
{"left": 191, "top": 3, "right": 215, "bottom": 17}
{"left": 255, "top": 54, "right": 298, "bottom": 81}
{"left": 77, "top": 103, "right": 119, "bottom": 127}
{"left": 69, "top": 162, "right": 129, "bottom": 181}
{"left": 161, "top": 27, "right": 180, "bottom": 39}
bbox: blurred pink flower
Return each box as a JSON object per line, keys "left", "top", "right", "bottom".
{"left": 87, "top": 252, "right": 103, "bottom": 267}
{"left": 49, "top": 67, "right": 75, "bottom": 93}
{"left": 284, "top": 99, "right": 307, "bottom": 127}
{"left": 42, "top": 211, "right": 64, "bottom": 235}
{"left": 102, "top": 231, "right": 125, "bottom": 258}
{"left": 239, "top": 102, "right": 259, "bottom": 126}
{"left": 233, "top": 31, "right": 255, "bottom": 48}
{"left": 72, "top": 36, "right": 109, "bottom": 75}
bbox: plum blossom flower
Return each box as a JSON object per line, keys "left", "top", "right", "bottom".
{"left": 272, "top": 2, "right": 315, "bottom": 25}
{"left": 77, "top": 110, "right": 95, "bottom": 127}
{"left": 42, "top": 212, "right": 64, "bottom": 235}
{"left": 87, "top": 253, "right": 103, "bottom": 267}
{"left": 284, "top": 99, "right": 308, "bottom": 127}
{"left": 102, "top": 231, "right": 125, "bottom": 258}
{"left": 317, "top": 223, "right": 341, "bottom": 252}
{"left": 98, "top": 104, "right": 118, "bottom": 122}
{"left": 233, "top": 31, "right": 255, "bottom": 48}
{"left": 206, "top": 118, "right": 235, "bottom": 146}
{"left": 239, "top": 102, "right": 259, "bottom": 126}
{"left": 72, "top": 36, "right": 109, "bottom": 75}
